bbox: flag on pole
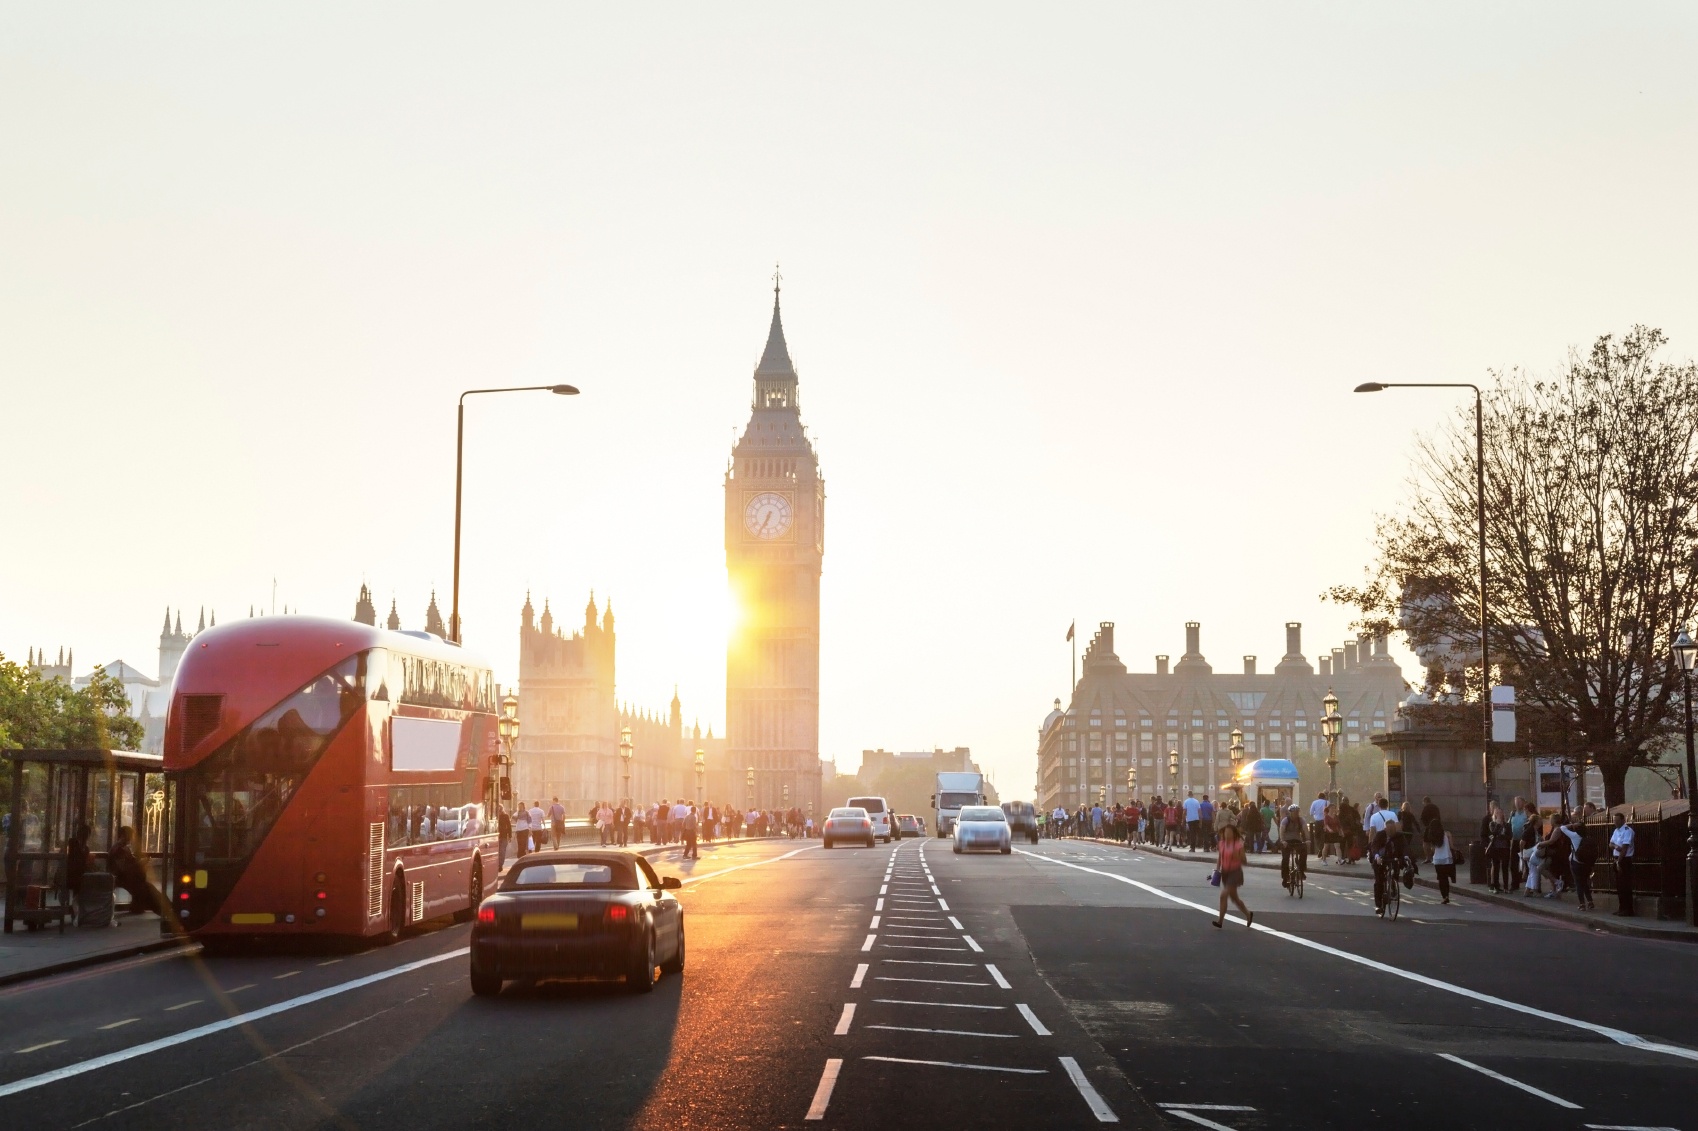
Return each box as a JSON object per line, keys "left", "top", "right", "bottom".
{"left": 1066, "top": 620, "right": 1075, "bottom": 642}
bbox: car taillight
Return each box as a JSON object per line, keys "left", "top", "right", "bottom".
{"left": 607, "top": 905, "right": 629, "bottom": 923}
{"left": 476, "top": 905, "right": 495, "bottom": 925}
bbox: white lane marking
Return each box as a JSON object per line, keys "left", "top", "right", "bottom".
{"left": 273, "top": 971, "right": 300, "bottom": 980}
{"left": 164, "top": 1000, "right": 202, "bottom": 1012}
{"left": 862, "top": 935, "right": 876, "bottom": 952}
{"left": 1163, "top": 1110, "right": 1235, "bottom": 1131}
{"left": 225, "top": 984, "right": 255, "bottom": 993}
{"left": 1016, "top": 1004, "right": 1051, "bottom": 1035}
{"left": 1160, "top": 1106, "right": 1258, "bottom": 1112}
{"left": 948, "top": 916, "right": 964, "bottom": 929}
{"left": 1018, "top": 848, "right": 1698, "bottom": 1065}
{"left": 834, "top": 1003, "right": 856, "bottom": 1035}
{"left": 880, "top": 885, "right": 888, "bottom": 895}
{"left": 881, "top": 959, "right": 975, "bottom": 966}
{"left": 870, "top": 916, "right": 881, "bottom": 928}
{"left": 681, "top": 843, "right": 819, "bottom": 887}
{"left": 963, "top": 936, "right": 984, "bottom": 953}
{"left": 0, "top": 946, "right": 469, "bottom": 1100}
{"left": 863, "top": 1055, "right": 1045, "bottom": 1074}
{"left": 875, "top": 977, "right": 990, "bottom": 987}
{"left": 985, "top": 964, "right": 1011, "bottom": 989}
{"left": 316, "top": 958, "right": 342, "bottom": 967}
{"left": 850, "top": 964, "right": 868, "bottom": 989}
{"left": 875, "top": 898, "right": 884, "bottom": 911}
{"left": 14, "top": 1041, "right": 66, "bottom": 1054}
{"left": 885, "top": 932, "right": 958, "bottom": 940}
{"left": 882, "top": 924, "right": 948, "bottom": 931}
{"left": 864, "top": 1024, "right": 1017, "bottom": 1038}
{"left": 874, "top": 999, "right": 1004, "bottom": 1010}
{"left": 1061, "top": 1056, "right": 1119, "bottom": 1122}
{"left": 882, "top": 945, "right": 969, "bottom": 952}
{"left": 97, "top": 1019, "right": 139, "bottom": 1031}
{"left": 888, "top": 898, "right": 934, "bottom": 904}
{"left": 1584, "top": 1125, "right": 1681, "bottom": 1130}
{"left": 931, "top": 885, "right": 942, "bottom": 894}
{"left": 804, "top": 1058, "right": 843, "bottom": 1121}
{"left": 1437, "top": 1053, "right": 1581, "bottom": 1108}
{"left": 937, "top": 899, "right": 950, "bottom": 910}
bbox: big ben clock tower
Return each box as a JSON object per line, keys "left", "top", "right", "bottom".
{"left": 726, "top": 279, "right": 824, "bottom": 817}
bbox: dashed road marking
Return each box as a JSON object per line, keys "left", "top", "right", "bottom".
{"left": 863, "top": 1055, "right": 1045, "bottom": 1074}
{"left": 882, "top": 944, "right": 969, "bottom": 952}
{"left": 804, "top": 1058, "right": 843, "bottom": 1121}
{"left": 937, "top": 899, "right": 950, "bottom": 910}
{"left": 870, "top": 916, "right": 880, "bottom": 928}
{"left": 164, "top": 1000, "right": 201, "bottom": 1012}
{"left": 864, "top": 1024, "right": 1017, "bottom": 1038}
{"left": 273, "top": 971, "right": 300, "bottom": 980}
{"left": 14, "top": 1041, "right": 66, "bottom": 1054}
{"left": 875, "top": 898, "right": 884, "bottom": 911}
{"left": 1437, "top": 1053, "right": 1581, "bottom": 1108}
{"left": 875, "top": 977, "right": 991, "bottom": 987}
{"left": 1061, "top": 1056, "right": 1119, "bottom": 1122}
{"left": 861, "top": 934, "right": 876, "bottom": 952}
{"left": 1016, "top": 1004, "right": 1051, "bottom": 1035}
{"left": 962, "top": 936, "right": 983, "bottom": 953}
{"left": 97, "top": 1019, "right": 139, "bottom": 1031}
{"left": 947, "top": 916, "right": 964, "bottom": 929}
{"left": 881, "top": 959, "right": 975, "bottom": 967}
{"left": 833, "top": 1003, "right": 856, "bottom": 1035}
{"left": 874, "top": 999, "right": 1003, "bottom": 1010}
{"left": 225, "top": 984, "right": 256, "bottom": 993}
{"left": 985, "top": 964, "right": 1011, "bottom": 989}
{"left": 850, "top": 964, "right": 868, "bottom": 989}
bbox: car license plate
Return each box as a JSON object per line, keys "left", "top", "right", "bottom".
{"left": 521, "top": 913, "right": 578, "bottom": 930}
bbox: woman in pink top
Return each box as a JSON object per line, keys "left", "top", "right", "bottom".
{"left": 1213, "top": 824, "right": 1254, "bottom": 929}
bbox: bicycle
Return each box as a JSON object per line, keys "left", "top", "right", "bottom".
{"left": 1281, "top": 844, "right": 1306, "bottom": 899}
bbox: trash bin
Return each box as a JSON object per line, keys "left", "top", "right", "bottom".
{"left": 1468, "top": 838, "right": 1488, "bottom": 885}
{"left": 78, "top": 871, "right": 115, "bottom": 928}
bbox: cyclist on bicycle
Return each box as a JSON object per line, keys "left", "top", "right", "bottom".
{"left": 1279, "top": 804, "right": 1307, "bottom": 890}
{"left": 1369, "top": 816, "right": 1410, "bottom": 916}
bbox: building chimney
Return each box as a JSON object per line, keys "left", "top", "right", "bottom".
{"left": 1285, "top": 622, "right": 1302, "bottom": 657}
{"left": 1156, "top": 655, "right": 1170, "bottom": 676}
{"left": 1332, "top": 647, "right": 1346, "bottom": 673}
{"left": 1320, "top": 655, "right": 1333, "bottom": 677}
{"left": 1243, "top": 656, "right": 1256, "bottom": 676}
{"left": 1185, "top": 622, "right": 1201, "bottom": 657}
{"left": 1344, "top": 642, "right": 1359, "bottom": 670}
{"left": 1098, "top": 622, "right": 1114, "bottom": 655}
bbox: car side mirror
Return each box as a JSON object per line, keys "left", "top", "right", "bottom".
{"left": 660, "top": 876, "right": 682, "bottom": 890}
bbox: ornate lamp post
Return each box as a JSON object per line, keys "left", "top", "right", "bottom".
{"left": 1672, "top": 630, "right": 1698, "bottom": 925}
{"left": 498, "top": 694, "right": 520, "bottom": 801}
{"left": 619, "top": 726, "right": 633, "bottom": 807}
{"left": 1228, "top": 728, "right": 1245, "bottom": 802}
{"left": 451, "top": 384, "right": 578, "bottom": 643}
{"left": 694, "top": 749, "right": 706, "bottom": 807}
{"left": 1321, "top": 689, "right": 1342, "bottom": 808}
{"left": 746, "top": 766, "right": 756, "bottom": 812}
{"left": 1168, "top": 749, "right": 1179, "bottom": 793}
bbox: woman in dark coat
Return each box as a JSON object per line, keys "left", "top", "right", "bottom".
{"left": 63, "top": 823, "right": 91, "bottom": 913}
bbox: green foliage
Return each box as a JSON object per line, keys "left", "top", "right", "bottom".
{"left": 0, "top": 653, "right": 144, "bottom": 751}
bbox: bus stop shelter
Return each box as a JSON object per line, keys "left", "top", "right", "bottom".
{"left": 2, "top": 749, "right": 169, "bottom": 933}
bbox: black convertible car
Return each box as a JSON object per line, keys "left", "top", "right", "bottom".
{"left": 469, "top": 850, "right": 684, "bottom": 996}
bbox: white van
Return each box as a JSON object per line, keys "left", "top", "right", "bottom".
{"left": 846, "top": 796, "right": 895, "bottom": 843}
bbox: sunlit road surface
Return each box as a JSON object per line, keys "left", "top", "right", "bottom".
{"left": 4, "top": 837, "right": 1698, "bottom": 1130}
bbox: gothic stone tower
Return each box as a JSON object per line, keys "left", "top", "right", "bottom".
{"left": 725, "top": 284, "right": 824, "bottom": 817}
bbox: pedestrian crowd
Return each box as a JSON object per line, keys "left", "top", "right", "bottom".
{"left": 503, "top": 798, "right": 815, "bottom": 862}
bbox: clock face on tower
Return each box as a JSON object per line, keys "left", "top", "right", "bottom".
{"left": 743, "top": 491, "right": 793, "bottom": 540}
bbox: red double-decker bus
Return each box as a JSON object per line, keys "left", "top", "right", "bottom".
{"left": 165, "top": 616, "right": 504, "bottom": 941}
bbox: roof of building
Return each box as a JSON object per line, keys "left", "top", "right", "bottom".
{"left": 756, "top": 291, "right": 794, "bottom": 375}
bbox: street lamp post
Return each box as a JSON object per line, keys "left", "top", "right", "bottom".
{"left": 1229, "top": 728, "right": 1245, "bottom": 802}
{"left": 1356, "top": 380, "right": 1491, "bottom": 814}
{"left": 694, "top": 749, "right": 705, "bottom": 808}
{"left": 1168, "top": 750, "right": 1179, "bottom": 794}
{"left": 746, "top": 766, "right": 756, "bottom": 813}
{"left": 451, "top": 383, "right": 579, "bottom": 644}
{"left": 1321, "top": 689, "right": 1342, "bottom": 808}
{"left": 1672, "top": 630, "right": 1698, "bottom": 925}
{"left": 498, "top": 692, "right": 520, "bottom": 793}
{"left": 619, "top": 726, "right": 633, "bottom": 808}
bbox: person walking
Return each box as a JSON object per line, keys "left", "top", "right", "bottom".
{"left": 1431, "top": 822, "right": 1456, "bottom": 904}
{"left": 1212, "top": 825, "right": 1253, "bottom": 929}
{"left": 1610, "top": 811, "right": 1635, "bottom": 916}
{"left": 682, "top": 805, "right": 700, "bottom": 859}
{"left": 1237, "top": 797, "right": 1264, "bottom": 854}
{"left": 528, "top": 800, "right": 545, "bottom": 851}
{"left": 1308, "top": 793, "right": 1329, "bottom": 856}
{"left": 549, "top": 797, "right": 567, "bottom": 849}
{"left": 1420, "top": 797, "right": 1443, "bottom": 863}
{"left": 63, "top": 823, "right": 91, "bottom": 920}
{"left": 1183, "top": 793, "right": 1202, "bottom": 851}
{"left": 1566, "top": 816, "right": 1596, "bottom": 910}
{"left": 595, "top": 800, "right": 614, "bottom": 846}
{"left": 512, "top": 803, "right": 531, "bottom": 857}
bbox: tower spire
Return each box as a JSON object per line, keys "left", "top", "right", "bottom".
{"left": 757, "top": 273, "right": 795, "bottom": 376}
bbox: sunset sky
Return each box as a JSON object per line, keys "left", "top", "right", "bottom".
{"left": 4, "top": 5, "right": 1696, "bottom": 794}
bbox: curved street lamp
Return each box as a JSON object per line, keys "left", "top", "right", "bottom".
{"left": 1321, "top": 688, "right": 1342, "bottom": 807}
{"left": 1673, "top": 630, "right": 1698, "bottom": 925}
{"left": 451, "top": 383, "right": 579, "bottom": 644}
{"left": 497, "top": 693, "right": 520, "bottom": 802}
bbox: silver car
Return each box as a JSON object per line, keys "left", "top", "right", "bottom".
{"left": 952, "top": 805, "right": 1011, "bottom": 855}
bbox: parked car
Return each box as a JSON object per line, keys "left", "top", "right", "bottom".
{"left": 823, "top": 807, "right": 876, "bottom": 849}
{"left": 896, "top": 814, "right": 925, "bottom": 838}
{"left": 953, "top": 806, "right": 1012, "bottom": 855}
{"left": 1001, "top": 800, "right": 1040, "bottom": 845}
{"left": 469, "top": 850, "right": 683, "bottom": 997}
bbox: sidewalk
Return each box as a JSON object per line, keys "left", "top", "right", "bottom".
{"left": 0, "top": 834, "right": 797, "bottom": 987}
{"left": 0, "top": 908, "right": 186, "bottom": 987}
{"left": 1056, "top": 835, "right": 1698, "bottom": 943}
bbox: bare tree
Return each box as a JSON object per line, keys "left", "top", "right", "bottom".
{"left": 1331, "top": 326, "right": 1698, "bottom": 805}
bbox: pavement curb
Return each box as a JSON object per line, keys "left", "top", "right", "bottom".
{"left": 0, "top": 935, "right": 197, "bottom": 989}
{"left": 1053, "top": 835, "right": 1698, "bottom": 944}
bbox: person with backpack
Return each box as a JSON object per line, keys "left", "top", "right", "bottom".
{"left": 1430, "top": 820, "right": 1456, "bottom": 903}
{"left": 1568, "top": 817, "right": 1597, "bottom": 910}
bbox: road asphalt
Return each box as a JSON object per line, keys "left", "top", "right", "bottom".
{"left": 1, "top": 835, "right": 1694, "bottom": 1129}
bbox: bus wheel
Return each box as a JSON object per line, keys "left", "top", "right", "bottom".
{"left": 386, "top": 878, "right": 406, "bottom": 943}
{"left": 453, "top": 860, "right": 483, "bottom": 925}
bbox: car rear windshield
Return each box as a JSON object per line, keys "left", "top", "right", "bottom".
{"left": 847, "top": 797, "right": 886, "bottom": 813}
{"left": 959, "top": 807, "right": 1007, "bottom": 822}
{"left": 506, "top": 861, "right": 636, "bottom": 889}
{"left": 829, "top": 808, "right": 868, "bottom": 819}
